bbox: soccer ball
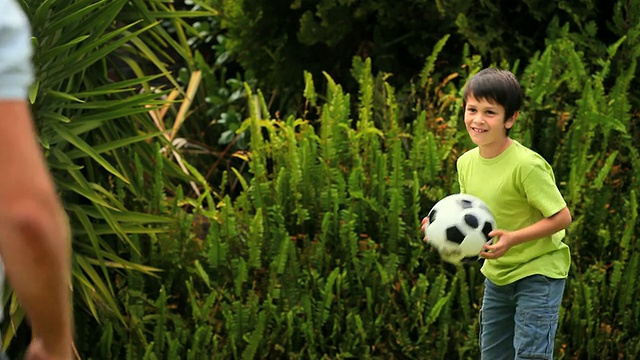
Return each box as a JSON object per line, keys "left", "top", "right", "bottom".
{"left": 424, "top": 194, "right": 496, "bottom": 264}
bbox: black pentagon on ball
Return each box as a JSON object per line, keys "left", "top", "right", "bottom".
{"left": 482, "top": 221, "right": 494, "bottom": 241}
{"left": 446, "top": 226, "right": 466, "bottom": 244}
{"left": 428, "top": 209, "right": 437, "bottom": 223}
{"left": 459, "top": 199, "right": 473, "bottom": 209}
{"left": 464, "top": 213, "right": 479, "bottom": 228}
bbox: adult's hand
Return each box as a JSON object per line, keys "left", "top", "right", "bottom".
{"left": 25, "top": 338, "right": 72, "bottom": 360}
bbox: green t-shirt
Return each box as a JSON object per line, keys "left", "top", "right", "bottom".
{"left": 456, "top": 140, "right": 570, "bottom": 285}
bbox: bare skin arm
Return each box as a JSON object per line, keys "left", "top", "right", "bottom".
{"left": 481, "top": 206, "right": 572, "bottom": 259}
{"left": 0, "top": 101, "right": 73, "bottom": 359}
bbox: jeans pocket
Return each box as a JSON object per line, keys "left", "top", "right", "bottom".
{"left": 515, "top": 311, "right": 558, "bottom": 359}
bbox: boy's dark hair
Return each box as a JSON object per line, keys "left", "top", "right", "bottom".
{"left": 463, "top": 68, "right": 524, "bottom": 135}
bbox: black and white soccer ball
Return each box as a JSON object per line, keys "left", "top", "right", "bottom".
{"left": 424, "top": 194, "right": 496, "bottom": 265}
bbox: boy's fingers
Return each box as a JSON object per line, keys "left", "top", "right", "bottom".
{"left": 482, "top": 242, "right": 496, "bottom": 256}
{"left": 480, "top": 249, "right": 494, "bottom": 258}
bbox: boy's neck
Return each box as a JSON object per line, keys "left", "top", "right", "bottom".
{"left": 479, "top": 137, "right": 513, "bottom": 159}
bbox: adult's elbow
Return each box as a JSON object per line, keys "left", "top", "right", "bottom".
{"left": 0, "top": 195, "right": 70, "bottom": 255}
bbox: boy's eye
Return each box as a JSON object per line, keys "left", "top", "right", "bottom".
{"left": 467, "top": 108, "right": 477, "bottom": 113}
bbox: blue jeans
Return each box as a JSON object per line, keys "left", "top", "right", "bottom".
{"left": 480, "top": 275, "right": 566, "bottom": 360}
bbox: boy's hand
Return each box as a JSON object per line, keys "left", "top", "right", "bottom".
{"left": 420, "top": 217, "right": 436, "bottom": 252}
{"left": 480, "top": 229, "right": 514, "bottom": 259}
{"left": 420, "top": 217, "right": 429, "bottom": 242}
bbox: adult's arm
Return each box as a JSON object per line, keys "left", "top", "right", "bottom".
{"left": 0, "top": 0, "right": 73, "bottom": 358}
{"left": 0, "top": 101, "right": 73, "bottom": 359}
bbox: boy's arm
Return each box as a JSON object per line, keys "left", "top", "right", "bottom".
{"left": 481, "top": 207, "right": 571, "bottom": 259}
{"left": 480, "top": 153, "right": 571, "bottom": 259}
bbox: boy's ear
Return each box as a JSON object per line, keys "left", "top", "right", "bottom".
{"left": 505, "top": 111, "right": 519, "bottom": 129}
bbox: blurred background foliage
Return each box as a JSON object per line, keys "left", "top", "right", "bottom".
{"left": 208, "top": 0, "right": 636, "bottom": 109}
{"left": 4, "top": 0, "right": 639, "bottom": 358}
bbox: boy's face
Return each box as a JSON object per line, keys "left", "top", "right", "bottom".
{"left": 464, "top": 95, "right": 516, "bottom": 147}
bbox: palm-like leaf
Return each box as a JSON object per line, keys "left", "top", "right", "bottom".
{"left": 3, "top": 0, "right": 210, "bottom": 351}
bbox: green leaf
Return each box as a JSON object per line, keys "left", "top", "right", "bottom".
{"left": 52, "top": 123, "right": 130, "bottom": 184}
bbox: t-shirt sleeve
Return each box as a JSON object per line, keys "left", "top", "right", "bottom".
{"left": 0, "top": 0, "right": 34, "bottom": 99}
{"left": 522, "top": 158, "right": 567, "bottom": 218}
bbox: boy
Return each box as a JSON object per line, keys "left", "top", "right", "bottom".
{"left": 0, "top": 1, "right": 74, "bottom": 359}
{"left": 423, "top": 68, "right": 572, "bottom": 359}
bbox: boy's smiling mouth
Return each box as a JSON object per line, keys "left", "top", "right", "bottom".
{"left": 471, "top": 127, "right": 488, "bottom": 133}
